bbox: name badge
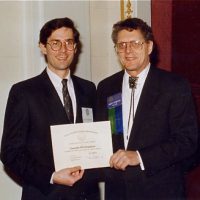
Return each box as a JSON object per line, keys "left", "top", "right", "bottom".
{"left": 107, "top": 93, "right": 123, "bottom": 134}
{"left": 82, "top": 107, "right": 93, "bottom": 123}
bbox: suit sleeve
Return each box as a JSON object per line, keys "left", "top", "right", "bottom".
{"left": 0, "top": 85, "right": 54, "bottom": 194}
{"left": 139, "top": 79, "right": 198, "bottom": 175}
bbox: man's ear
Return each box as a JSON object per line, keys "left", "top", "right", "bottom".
{"left": 148, "top": 41, "right": 153, "bottom": 55}
{"left": 74, "top": 44, "right": 77, "bottom": 54}
{"left": 39, "top": 43, "right": 47, "bottom": 55}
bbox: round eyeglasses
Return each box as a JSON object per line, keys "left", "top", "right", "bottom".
{"left": 115, "top": 40, "right": 144, "bottom": 53}
{"left": 47, "top": 39, "right": 76, "bottom": 51}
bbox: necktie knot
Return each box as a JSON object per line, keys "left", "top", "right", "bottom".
{"left": 62, "top": 79, "right": 68, "bottom": 87}
{"left": 129, "top": 76, "right": 138, "bottom": 89}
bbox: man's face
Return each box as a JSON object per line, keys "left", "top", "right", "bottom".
{"left": 116, "top": 29, "right": 153, "bottom": 77}
{"left": 40, "top": 27, "right": 76, "bottom": 77}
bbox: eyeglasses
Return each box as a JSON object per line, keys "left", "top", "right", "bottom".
{"left": 115, "top": 40, "right": 144, "bottom": 53}
{"left": 47, "top": 39, "right": 76, "bottom": 51}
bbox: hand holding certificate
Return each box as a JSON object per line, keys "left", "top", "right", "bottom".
{"left": 51, "top": 121, "right": 113, "bottom": 171}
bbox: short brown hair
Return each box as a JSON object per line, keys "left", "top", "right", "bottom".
{"left": 112, "top": 18, "right": 154, "bottom": 44}
{"left": 39, "top": 17, "right": 80, "bottom": 45}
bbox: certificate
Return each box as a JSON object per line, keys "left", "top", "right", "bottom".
{"left": 50, "top": 121, "right": 113, "bottom": 171}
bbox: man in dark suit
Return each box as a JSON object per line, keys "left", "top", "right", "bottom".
{"left": 1, "top": 17, "right": 99, "bottom": 200}
{"left": 96, "top": 18, "right": 198, "bottom": 200}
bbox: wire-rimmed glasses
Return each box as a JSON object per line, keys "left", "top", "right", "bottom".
{"left": 115, "top": 40, "right": 144, "bottom": 53}
{"left": 47, "top": 39, "right": 76, "bottom": 51}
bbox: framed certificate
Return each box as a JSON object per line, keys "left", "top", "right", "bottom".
{"left": 50, "top": 121, "right": 113, "bottom": 171}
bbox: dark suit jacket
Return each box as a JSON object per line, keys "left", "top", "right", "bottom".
{"left": 96, "top": 66, "right": 198, "bottom": 200}
{"left": 1, "top": 70, "right": 99, "bottom": 200}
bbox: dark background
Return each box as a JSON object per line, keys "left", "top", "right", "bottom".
{"left": 151, "top": 1, "right": 200, "bottom": 199}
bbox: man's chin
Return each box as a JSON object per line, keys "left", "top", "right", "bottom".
{"left": 124, "top": 65, "right": 137, "bottom": 71}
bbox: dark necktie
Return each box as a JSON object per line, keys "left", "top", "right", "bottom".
{"left": 127, "top": 76, "right": 138, "bottom": 140}
{"left": 62, "top": 79, "right": 74, "bottom": 123}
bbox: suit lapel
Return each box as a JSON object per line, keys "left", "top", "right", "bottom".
{"left": 108, "top": 71, "right": 125, "bottom": 151}
{"left": 39, "top": 70, "right": 70, "bottom": 125}
{"left": 127, "top": 67, "right": 161, "bottom": 148}
{"left": 111, "top": 71, "right": 124, "bottom": 95}
{"left": 71, "top": 76, "right": 83, "bottom": 123}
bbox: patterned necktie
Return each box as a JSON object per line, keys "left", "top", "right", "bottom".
{"left": 62, "top": 79, "right": 74, "bottom": 123}
{"left": 127, "top": 76, "right": 138, "bottom": 140}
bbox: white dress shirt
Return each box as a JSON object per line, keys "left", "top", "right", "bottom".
{"left": 47, "top": 67, "right": 78, "bottom": 183}
{"left": 47, "top": 67, "right": 76, "bottom": 123}
{"left": 122, "top": 63, "right": 150, "bottom": 170}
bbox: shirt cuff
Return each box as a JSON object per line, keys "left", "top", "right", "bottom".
{"left": 136, "top": 150, "right": 145, "bottom": 170}
{"left": 50, "top": 172, "right": 55, "bottom": 184}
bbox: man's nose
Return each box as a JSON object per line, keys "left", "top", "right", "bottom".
{"left": 125, "top": 43, "right": 133, "bottom": 53}
{"left": 60, "top": 42, "right": 68, "bottom": 52}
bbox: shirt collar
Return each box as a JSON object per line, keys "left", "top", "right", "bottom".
{"left": 46, "top": 67, "right": 72, "bottom": 88}
{"left": 124, "top": 63, "right": 150, "bottom": 88}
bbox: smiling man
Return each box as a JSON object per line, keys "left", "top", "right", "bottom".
{"left": 1, "top": 17, "right": 99, "bottom": 200}
{"left": 96, "top": 18, "right": 198, "bottom": 200}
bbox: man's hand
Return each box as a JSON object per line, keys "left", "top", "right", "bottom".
{"left": 53, "top": 166, "right": 84, "bottom": 186}
{"left": 110, "top": 150, "right": 140, "bottom": 170}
